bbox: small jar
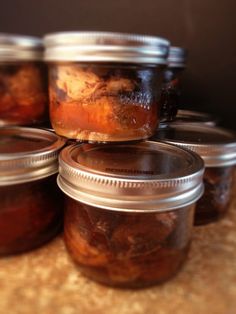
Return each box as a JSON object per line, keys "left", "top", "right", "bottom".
{"left": 154, "top": 124, "right": 236, "bottom": 225}
{"left": 0, "top": 34, "right": 48, "bottom": 126}
{"left": 44, "top": 31, "right": 170, "bottom": 142}
{"left": 0, "top": 127, "right": 65, "bottom": 255}
{"left": 160, "top": 46, "right": 187, "bottom": 122}
{"left": 58, "top": 141, "right": 204, "bottom": 288}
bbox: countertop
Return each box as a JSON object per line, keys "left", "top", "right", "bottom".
{"left": 0, "top": 199, "right": 236, "bottom": 314}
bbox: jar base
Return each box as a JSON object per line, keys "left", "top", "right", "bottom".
{"left": 65, "top": 244, "right": 190, "bottom": 289}
{"left": 52, "top": 125, "right": 155, "bottom": 143}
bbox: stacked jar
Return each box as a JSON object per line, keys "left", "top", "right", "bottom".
{"left": 0, "top": 33, "right": 49, "bottom": 126}
{"left": 44, "top": 31, "right": 172, "bottom": 142}
{"left": 154, "top": 124, "right": 236, "bottom": 225}
{"left": 159, "top": 47, "right": 217, "bottom": 128}
{"left": 160, "top": 46, "right": 187, "bottom": 122}
{"left": 42, "top": 31, "right": 205, "bottom": 288}
{"left": 0, "top": 127, "right": 65, "bottom": 255}
{"left": 0, "top": 33, "right": 66, "bottom": 255}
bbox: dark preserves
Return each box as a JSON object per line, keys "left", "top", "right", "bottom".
{"left": 58, "top": 140, "right": 203, "bottom": 287}
{"left": 0, "top": 62, "right": 48, "bottom": 126}
{"left": 64, "top": 198, "right": 194, "bottom": 288}
{"left": 160, "top": 67, "right": 184, "bottom": 122}
{"left": 195, "top": 166, "right": 234, "bottom": 225}
{"left": 0, "top": 175, "right": 63, "bottom": 256}
{"left": 49, "top": 63, "right": 163, "bottom": 142}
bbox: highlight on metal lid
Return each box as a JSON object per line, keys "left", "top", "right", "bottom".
{"left": 155, "top": 123, "right": 236, "bottom": 167}
{"left": 43, "top": 31, "right": 170, "bottom": 64}
{"left": 168, "top": 46, "right": 187, "bottom": 68}
{"left": 174, "top": 109, "right": 218, "bottom": 126}
{"left": 0, "top": 33, "right": 43, "bottom": 61}
{"left": 0, "top": 127, "right": 65, "bottom": 185}
{"left": 58, "top": 141, "right": 204, "bottom": 212}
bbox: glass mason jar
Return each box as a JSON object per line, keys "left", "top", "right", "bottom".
{"left": 44, "top": 32, "right": 170, "bottom": 142}
{"left": 0, "top": 34, "right": 49, "bottom": 126}
{"left": 154, "top": 124, "right": 236, "bottom": 225}
{"left": 160, "top": 46, "right": 187, "bottom": 122}
{"left": 0, "top": 127, "right": 65, "bottom": 255}
{"left": 58, "top": 141, "right": 204, "bottom": 288}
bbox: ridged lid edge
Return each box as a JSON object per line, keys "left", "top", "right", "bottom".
{"left": 57, "top": 141, "right": 204, "bottom": 211}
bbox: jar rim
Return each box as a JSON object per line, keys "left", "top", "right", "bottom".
{"left": 43, "top": 31, "right": 170, "bottom": 64}
{"left": 168, "top": 46, "right": 187, "bottom": 68}
{"left": 57, "top": 141, "right": 204, "bottom": 212}
{"left": 155, "top": 123, "right": 236, "bottom": 167}
{"left": 0, "top": 127, "right": 65, "bottom": 185}
{"left": 175, "top": 109, "right": 217, "bottom": 125}
{"left": 0, "top": 33, "right": 43, "bottom": 61}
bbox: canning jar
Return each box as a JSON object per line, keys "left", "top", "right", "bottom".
{"left": 0, "top": 34, "right": 48, "bottom": 126}
{"left": 154, "top": 124, "right": 236, "bottom": 225}
{"left": 44, "top": 31, "right": 170, "bottom": 142}
{"left": 0, "top": 127, "right": 65, "bottom": 255}
{"left": 58, "top": 141, "right": 204, "bottom": 288}
{"left": 160, "top": 46, "right": 187, "bottom": 122}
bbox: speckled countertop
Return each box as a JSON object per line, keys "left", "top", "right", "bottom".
{"left": 0, "top": 198, "right": 236, "bottom": 314}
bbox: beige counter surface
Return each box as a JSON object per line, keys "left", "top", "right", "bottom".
{"left": 0, "top": 198, "right": 236, "bottom": 314}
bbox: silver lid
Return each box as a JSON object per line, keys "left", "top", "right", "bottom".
{"left": 174, "top": 109, "right": 217, "bottom": 126}
{"left": 168, "top": 46, "right": 187, "bottom": 68}
{"left": 0, "top": 33, "right": 43, "bottom": 61}
{"left": 155, "top": 124, "right": 236, "bottom": 167}
{"left": 44, "top": 31, "right": 170, "bottom": 64}
{"left": 57, "top": 141, "right": 204, "bottom": 212}
{"left": 0, "top": 127, "right": 65, "bottom": 186}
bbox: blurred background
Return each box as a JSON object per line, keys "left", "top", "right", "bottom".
{"left": 1, "top": 0, "right": 235, "bottom": 128}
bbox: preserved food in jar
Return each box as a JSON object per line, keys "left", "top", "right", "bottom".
{"left": 160, "top": 47, "right": 187, "bottom": 122}
{"left": 0, "top": 62, "right": 48, "bottom": 126}
{"left": 195, "top": 166, "right": 234, "bottom": 225}
{"left": 0, "top": 127, "right": 65, "bottom": 255}
{"left": 58, "top": 141, "right": 204, "bottom": 287}
{"left": 0, "top": 175, "right": 63, "bottom": 255}
{"left": 44, "top": 32, "right": 170, "bottom": 142}
{"left": 0, "top": 34, "right": 48, "bottom": 126}
{"left": 64, "top": 199, "right": 194, "bottom": 288}
{"left": 154, "top": 124, "right": 236, "bottom": 225}
{"left": 49, "top": 63, "right": 163, "bottom": 142}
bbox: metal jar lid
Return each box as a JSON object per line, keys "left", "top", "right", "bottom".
{"left": 57, "top": 141, "right": 204, "bottom": 212}
{"left": 0, "top": 127, "right": 65, "bottom": 186}
{"left": 168, "top": 46, "right": 187, "bottom": 68}
{"left": 43, "top": 31, "right": 170, "bottom": 64}
{"left": 155, "top": 124, "right": 236, "bottom": 167}
{"left": 173, "top": 109, "right": 218, "bottom": 126}
{"left": 0, "top": 33, "right": 43, "bottom": 61}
